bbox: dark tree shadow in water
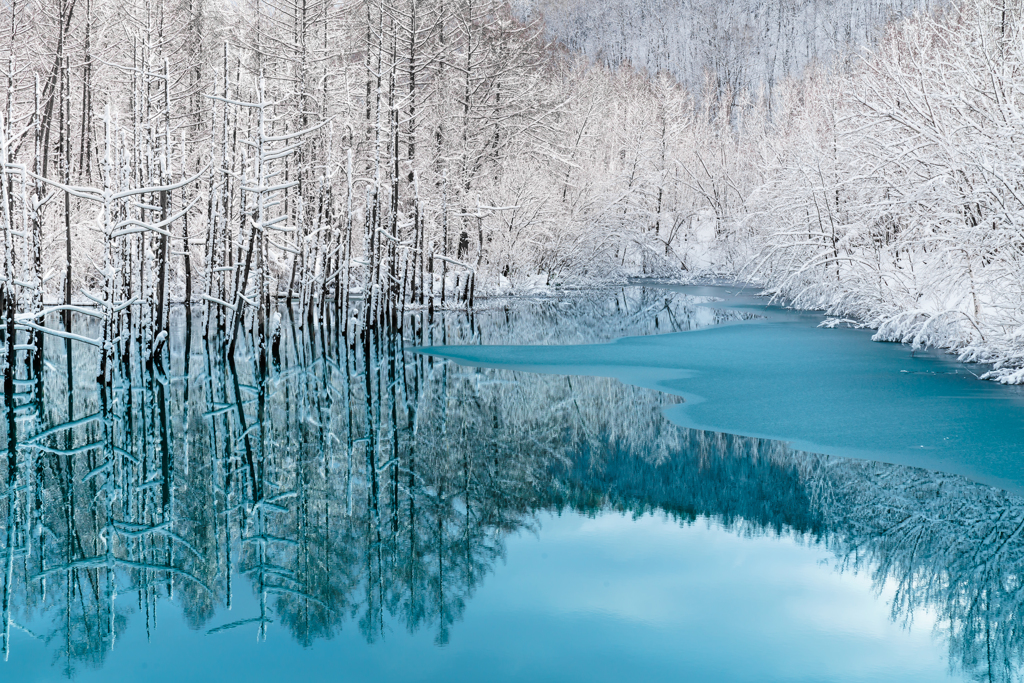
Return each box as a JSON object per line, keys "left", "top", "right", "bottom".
{"left": 0, "top": 288, "right": 1020, "bottom": 682}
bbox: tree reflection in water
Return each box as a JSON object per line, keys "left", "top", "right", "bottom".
{"left": 0, "top": 288, "right": 1019, "bottom": 682}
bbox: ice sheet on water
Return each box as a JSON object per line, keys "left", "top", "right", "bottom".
{"left": 433, "top": 286, "right": 758, "bottom": 348}
{"left": 422, "top": 284, "right": 1024, "bottom": 496}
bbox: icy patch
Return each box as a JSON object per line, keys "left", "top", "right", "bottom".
{"left": 420, "top": 285, "right": 1024, "bottom": 495}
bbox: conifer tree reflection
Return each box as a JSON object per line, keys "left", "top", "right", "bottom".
{"left": 0, "top": 289, "right": 1023, "bottom": 682}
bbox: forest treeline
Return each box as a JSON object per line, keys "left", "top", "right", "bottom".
{"left": 0, "top": 0, "right": 766, "bottom": 331}
{"left": 522, "top": 0, "right": 1024, "bottom": 380}
{"left": 0, "top": 0, "right": 568, "bottom": 348}
{"left": 516, "top": 0, "right": 939, "bottom": 105}
{"left": 0, "top": 0, "right": 1021, "bottom": 377}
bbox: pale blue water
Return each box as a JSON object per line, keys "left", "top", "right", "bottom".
{"left": 4, "top": 512, "right": 958, "bottom": 683}
{"left": 425, "top": 285, "right": 1024, "bottom": 494}
{"left": 2, "top": 286, "right": 1022, "bottom": 682}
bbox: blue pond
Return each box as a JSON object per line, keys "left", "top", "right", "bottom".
{"left": 2, "top": 286, "right": 1022, "bottom": 682}
{"left": 424, "top": 285, "right": 1024, "bottom": 495}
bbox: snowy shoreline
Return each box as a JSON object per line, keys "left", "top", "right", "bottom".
{"left": 469, "top": 274, "right": 1024, "bottom": 385}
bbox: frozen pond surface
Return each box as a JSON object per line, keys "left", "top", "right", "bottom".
{"left": 2, "top": 286, "right": 1023, "bottom": 682}
{"left": 426, "top": 285, "right": 1024, "bottom": 494}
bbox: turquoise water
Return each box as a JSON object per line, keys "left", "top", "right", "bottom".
{"left": 424, "top": 285, "right": 1024, "bottom": 494}
{"left": 2, "top": 286, "right": 1023, "bottom": 682}
{"left": 3, "top": 511, "right": 960, "bottom": 683}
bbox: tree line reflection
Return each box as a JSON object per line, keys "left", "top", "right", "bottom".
{"left": 0, "top": 288, "right": 1020, "bottom": 682}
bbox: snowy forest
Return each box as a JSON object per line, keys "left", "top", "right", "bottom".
{"left": 2, "top": 0, "right": 1023, "bottom": 678}
{"left": 0, "top": 0, "right": 1015, "bottom": 378}
{"left": 521, "top": 0, "right": 1024, "bottom": 380}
